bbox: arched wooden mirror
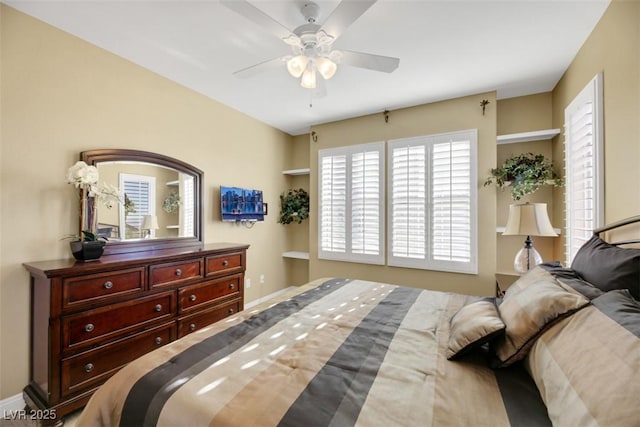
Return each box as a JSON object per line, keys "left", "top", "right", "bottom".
{"left": 81, "top": 149, "right": 203, "bottom": 255}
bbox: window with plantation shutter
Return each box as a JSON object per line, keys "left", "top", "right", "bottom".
{"left": 318, "top": 142, "right": 384, "bottom": 264}
{"left": 564, "top": 73, "right": 603, "bottom": 264}
{"left": 119, "top": 174, "right": 156, "bottom": 239}
{"left": 388, "top": 130, "right": 477, "bottom": 273}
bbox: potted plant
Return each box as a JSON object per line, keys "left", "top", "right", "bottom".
{"left": 484, "top": 152, "right": 563, "bottom": 200}
{"left": 67, "top": 230, "right": 108, "bottom": 261}
{"left": 278, "top": 188, "right": 310, "bottom": 224}
{"left": 66, "top": 160, "right": 122, "bottom": 261}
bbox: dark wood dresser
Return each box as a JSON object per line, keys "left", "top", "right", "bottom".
{"left": 23, "top": 243, "right": 249, "bottom": 424}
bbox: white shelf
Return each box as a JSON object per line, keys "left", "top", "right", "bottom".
{"left": 166, "top": 225, "right": 179, "bottom": 229}
{"left": 497, "top": 129, "right": 560, "bottom": 145}
{"left": 282, "top": 251, "right": 310, "bottom": 260}
{"left": 497, "top": 226, "right": 561, "bottom": 235}
{"left": 282, "top": 168, "right": 310, "bottom": 176}
{"left": 166, "top": 180, "right": 179, "bottom": 186}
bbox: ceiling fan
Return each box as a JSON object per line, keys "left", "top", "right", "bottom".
{"left": 221, "top": 0, "right": 400, "bottom": 90}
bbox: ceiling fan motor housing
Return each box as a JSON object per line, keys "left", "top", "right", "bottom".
{"left": 301, "top": 2, "right": 320, "bottom": 23}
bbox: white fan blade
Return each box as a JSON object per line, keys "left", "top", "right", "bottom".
{"left": 321, "top": 0, "right": 377, "bottom": 41}
{"left": 339, "top": 50, "right": 399, "bottom": 73}
{"left": 233, "top": 57, "right": 284, "bottom": 79}
{"left": 221, "top": 0, "right": 293, "bottom": 41}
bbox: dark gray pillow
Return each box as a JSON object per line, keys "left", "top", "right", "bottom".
{"left": 571, "top": 235, "right": 640, "bottom": 300}
{"left": 539, "top": 262, "right": 604, "bottom": 299}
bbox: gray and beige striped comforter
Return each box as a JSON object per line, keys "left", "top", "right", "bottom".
{"left": 78, "top": 278, "right": 549, "bottom": 427}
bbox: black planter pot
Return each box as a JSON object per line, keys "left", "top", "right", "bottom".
{"left": 69, "top": 240, "right": 106, "bottom": 261}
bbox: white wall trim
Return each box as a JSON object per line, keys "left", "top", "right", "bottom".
{"left": 0, "top": 393, "right": 26, "bottom": 414}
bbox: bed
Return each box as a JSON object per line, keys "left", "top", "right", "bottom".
{"left": 77, "top": 217, "right": 640, "bottom": 427}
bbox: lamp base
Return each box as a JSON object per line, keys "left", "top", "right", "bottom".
{"left": 513, "top": 236, "right": 543, "bottom": 274}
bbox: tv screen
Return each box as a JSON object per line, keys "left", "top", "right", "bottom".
{"left": 220, "top": 186, "right": 264, "bottom": 222}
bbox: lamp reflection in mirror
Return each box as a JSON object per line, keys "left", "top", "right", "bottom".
{"left": 142, "top": 215, "right": 159, "bottom": 239}
{"left": 502, "top": 203, "right": 557, "bottom": 274}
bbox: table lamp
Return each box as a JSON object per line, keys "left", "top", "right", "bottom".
{"left": 502, "top": 203, "right": 557, "bottom": 274}
{"left": 142, "top": 215, "right": 159, "bottom": 238}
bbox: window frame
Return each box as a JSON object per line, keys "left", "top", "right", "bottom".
{"left": 387, "top": 130, "right": 478, "bottom": 274}
{"left": 564, "top": 73, "right": 604, "bottom": 264}
{"left": 317, "top": 141, "right": 385, "bottom": 265}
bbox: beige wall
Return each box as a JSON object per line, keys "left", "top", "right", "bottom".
{"left": 0, "top": 6, "right": 293, "bottom": 399}
{"left": 551, "top": 0, "right": 640, "bottom": 258}
{"left": 308, "top": 93, "right": 498, "bottom": 297}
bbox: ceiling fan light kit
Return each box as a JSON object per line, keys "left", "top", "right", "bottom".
{"left": 222, "top": 0, "right": 400, "bottom": 93}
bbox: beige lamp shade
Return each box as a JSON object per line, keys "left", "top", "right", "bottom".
{"left": 142, "top": 215, "right": 159, "bottom": 231}
{"left": 503, "top": 203, "right": 557, "bottom": 237}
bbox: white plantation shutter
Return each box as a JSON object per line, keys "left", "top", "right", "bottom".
{"left": 432, "top": 140, "right": 472, "bottom": 263}
{"left": 388, "top": 130, "right": 477, "bottom": 273}
{"left": 390, "top": 145, "right": 426, "bottom": 259}
{"left": 351, "top": 150, "right": 381, "bottom": 255}
{"left": 318, "top": 142, "right": 384, "bottom": 264}
{"left": 565, "top": 73, "right": 603, "bottom": 264}
{"left": 180, "top": 173, "right": 195, "bottom": 237}
{"left": 319, "top": 154, "right": 347, "bottom": 254}
{"left": 119, "top": 174, "right": 156, "bottom": 239}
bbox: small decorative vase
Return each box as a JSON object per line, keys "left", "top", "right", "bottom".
{"left": 69, "top": 240, "right": 106, "bottom": 262}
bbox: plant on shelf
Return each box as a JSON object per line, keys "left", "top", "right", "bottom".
{"left": 278, "top": 188, "right": 309, "bottom": 224}
{"left": 162, "top": 191, "right": 181, "bottom": 213}
{"left": 484, "top": 152, "right": 563, "bottom": 200}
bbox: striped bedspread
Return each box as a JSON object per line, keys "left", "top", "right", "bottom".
{"left": 78, "top": 278, "right": 550, "bottom": 427}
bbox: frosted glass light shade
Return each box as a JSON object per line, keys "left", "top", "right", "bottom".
{"left": 300, "top": 64, "right": 317, "bottom": 89}
{"left": 286, "top": 55, "right": 309, "bottom": 78}
{"left": 315, "top": 57, "right": 337, "bottom": 79}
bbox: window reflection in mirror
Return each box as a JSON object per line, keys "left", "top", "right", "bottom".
{"left": 96, "top": 162, "right": 196, "bottom": 241}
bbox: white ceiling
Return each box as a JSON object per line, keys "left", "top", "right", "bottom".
{"left": 6, "top": 0, "right": 611, "bottom": 135}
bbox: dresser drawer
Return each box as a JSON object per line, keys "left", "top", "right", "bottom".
{"left": 179, "top": 275, "right": 241, "bottom": 314}
{"left": 62, "top": 267, "right": 145, "bottom": 309}
{"left": 205, "top": 252, "right": 243, "bottom": 278}
{"left": 150, "top": 259, "right": 203, "bottom": 289}
{"left": 178, "top": 300, "right": 240, "bottom": 338}
{"left": 63, "top": 292, "right": 175, "bottom": 350}
{"left": 61, "top": 322, "right": 175, "bottom": 397}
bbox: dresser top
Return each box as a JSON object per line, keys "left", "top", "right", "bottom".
{"left": 24, "top": 242, "right": 250, "bottom": 278}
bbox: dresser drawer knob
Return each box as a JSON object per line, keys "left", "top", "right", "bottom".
{"left": 84, "top": 323, "right": 95, "bottom": 333}
{"left": 175, "top": 268, "right": 182, "bottom": 276}
{"left": 189, "top": 294, "right": 197, "bottom": 302}
{"left": 228, "top": 308, "right": 235, "bottom": 314}
{"left": 155, "top": 337, "right": 163, "bottom": 345}
{"left": 85, "top": 363, "right": 94, "bottom": 373}
{"left": 154, "top": 304, "right": 163, "bottom": 312}
{"left": 103, "top": 281, "right": 113, "bottom": 289}
{"left": 189, "top": 323, "right": 196, "bottom": 331}
{"left": 222, "top": 260, "right": 229, "bottom": 266}
{"left": 229, "top": 283, "right": 235, "bottom": 290}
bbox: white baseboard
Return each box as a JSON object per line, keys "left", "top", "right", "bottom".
{"left": 245, "top": 286, "right": 294, "bottom": 309}
{"left": 0, "top": 393, "right": 26, "bottom": 413}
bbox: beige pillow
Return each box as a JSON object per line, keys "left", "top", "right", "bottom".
{"left": 447, "top": 300, "right": 505, "bottom": 360}
{"left": 493, "top": 279, "right": 590, "bottom": 367}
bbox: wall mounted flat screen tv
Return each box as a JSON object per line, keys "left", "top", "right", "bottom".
{"left": 220, "top": 186, "right": 265, "bottom": 222}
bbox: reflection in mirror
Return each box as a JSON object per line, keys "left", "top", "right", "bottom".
{"left": 81, "top": 149, "right": 203, "bottom": 255}
{"left": 96, "top": 162, "right": 195, "bottom": 241}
